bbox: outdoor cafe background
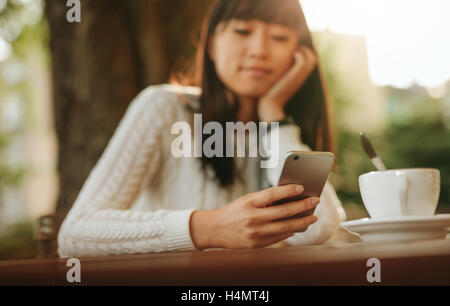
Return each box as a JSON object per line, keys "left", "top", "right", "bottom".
{"left": 0, "top": 0, "right": 449, "bottom": 260}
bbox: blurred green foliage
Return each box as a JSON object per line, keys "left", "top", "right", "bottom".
{"left": 0, "top": 0, "right": 45, "bottom": 260}
{"left": 0, "top": 133, "right": 26, "bottom": 186}
{"left": 381, "top": 94, "right": 450, "bottom": 207}
{"left": 0, "top": 0, "right": 44, "bottom": 188}
{"left": 0, "top": 221, "right": 36, "bottom": 260}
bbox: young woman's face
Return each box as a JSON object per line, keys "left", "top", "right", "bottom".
{"left": 209, "top": 19, "right": 299, "bottom": 99}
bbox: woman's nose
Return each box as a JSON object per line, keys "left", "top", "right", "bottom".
{"left": 247, "top": 32, "right": 269, "bottom": 59}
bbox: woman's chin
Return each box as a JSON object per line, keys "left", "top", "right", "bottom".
{"left": 232, "top": 85, "right": 270, "bottom": 99}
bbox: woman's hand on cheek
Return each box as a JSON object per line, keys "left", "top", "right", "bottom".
{"left": 257, "top": 45, "right": 318, "bottom": 122}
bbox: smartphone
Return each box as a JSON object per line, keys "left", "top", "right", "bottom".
{"left": 269, "top": 151, "right": 335, "bottom": 220}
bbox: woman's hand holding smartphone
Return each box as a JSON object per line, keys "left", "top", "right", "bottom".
{"left": 189, "top": 184, "right": 320, "bottom": 250}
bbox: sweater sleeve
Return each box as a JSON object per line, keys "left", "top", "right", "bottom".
{"left": 261, "top": 124, "right": 347, "bottom": 246}
{"left": 57, "top": 87, "right": 196, "bottom": 258}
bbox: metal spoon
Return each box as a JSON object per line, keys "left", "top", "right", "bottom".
{"left": 360, "top": 132, "right": 387, "bottom": 171}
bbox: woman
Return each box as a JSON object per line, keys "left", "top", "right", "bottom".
{"left": 57, "top": 0, "right": 346, "bottom": 257}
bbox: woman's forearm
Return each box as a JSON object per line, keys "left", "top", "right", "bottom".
{"left": 258, "top": 103, "right": 285, "bottom": 122}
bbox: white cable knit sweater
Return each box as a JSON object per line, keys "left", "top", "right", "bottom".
{"left": 57, "top": 83, "right": 346, "bottom": 258}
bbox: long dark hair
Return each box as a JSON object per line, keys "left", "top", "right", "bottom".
{"left": 174, "top": 0, "right": 336, "bottom": 187}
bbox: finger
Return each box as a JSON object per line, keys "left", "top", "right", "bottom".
{"left": 298, "top": 45, "right": 315, "bottom": 60}
{"left": 257, "top": 197, "right": 320, "bottom": 222}
{"left": 258, "top": 214, "right": 318, "bottom": 236}
{"left": 298, "top": 45, "right": 318, "bottom": 69}
{"left": 247, "top": 184, "right": 304, "bottom": 208}
{"left": 290, "top": 48, "right": 315, "bottom": 82}
{"left": 289, "top": 54, "right": 308, "bottom": 82}
{"left": 259, "top": 232, "right": 295, "bottom": 248}
{"left": 293, "top": 50, "right": 306, "bottom": 69}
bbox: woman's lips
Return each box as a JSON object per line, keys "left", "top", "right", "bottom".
{"left": 241, "top": 67, "right": 272, "bottom": 77}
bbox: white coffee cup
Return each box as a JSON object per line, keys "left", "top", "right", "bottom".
{"left": 359, "top": 168, "right": 440, "bottom": 219}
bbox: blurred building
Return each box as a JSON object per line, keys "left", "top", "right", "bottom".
{"left": 314, "top": 30, "right": 386, "bottom": 133}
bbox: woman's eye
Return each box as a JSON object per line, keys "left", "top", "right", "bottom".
{"left": 272, "top": 35, "right": 289, "bottom": 42}
{"left": 234, "top": 29, "right": 251, "bottom": 36}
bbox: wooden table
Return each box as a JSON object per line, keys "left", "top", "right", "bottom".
{"left": 0, "top": 238, "right": 449, "bottom": 286}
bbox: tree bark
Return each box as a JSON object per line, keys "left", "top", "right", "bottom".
{"left": 45, "top": 0, "right": 212, "bottom": 218}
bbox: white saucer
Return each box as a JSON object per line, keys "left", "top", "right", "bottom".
{"left": 340, "top": 214, "right": 450, "bottom": 243}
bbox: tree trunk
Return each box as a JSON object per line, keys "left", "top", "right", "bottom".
{"left": 45, "top": 0, "right": 212, "bottom": 219}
